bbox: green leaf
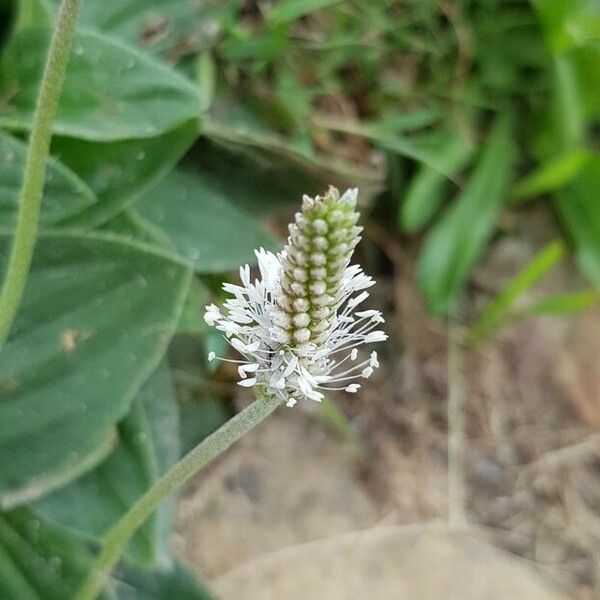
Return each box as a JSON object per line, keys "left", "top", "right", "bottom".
{"left": 399, "top": 132, "right": 474, "bottom": 232}
{"left": 0, "top": 508, "right": 213, "bottom": 600}
{"left": 0, "top": 130, "right": 96, "bottom": 230}
{"left": 110, "top": 560, "right": 215, "bottom": 600}
{"left": 533, "top": 0, "right": 600, "bottom": 53}
{"left": 466, "top": 240, "right": 566, "bottom": 346}
{"left": 195, "top": 134, "right": 383, "bottom": 215}
{"left": 267, "top": 0, "right": 343, "bottom": 24}
{"left": 14, "top": 0, "right": 53, "bottom": 30}
{"left": 134, "top": 168, "right": 280, "bottom": 273}
{"left": 31, "top": 364, "right": 180, "bottom": 567}
{"left": 52, "top": 0, "right": 230, "bottom": 58}
{"left": 0, "top": 28, "right": 204, "bottom": 141}
{"left": 313, "top": 111, "right": 440, "bottom": 137}
{"left": 310, "top": 117, "right": 457, "bottom": 177}
{"left": 555, "top": 155, "right": 600, "bottom": 287}
{"left": 0, "top": 508, "right": 112, "bottom": 600}
{"left": 551, "top": 54, "right": 586, "bottom": 149}
{"left": 512, "top": 148, "right": 592, "bottom": 202}
{"left": 202, "top": 94, "right": 385, "bottom": 209}
{"left": 573, "top": 44, "right": 600, "bottom": 121}
{"left": 517, "top": 289, "right": 600, "bottom": 316}
{"left": 99, "top": 210, "right": 168, "bottom": 246}
{"left": 0, "top": 232, "right": 191, "bottom": 508}
{"left": 51, "top": 119, "right": 200, "bottom": 228}
{"left": 417, "top": 115, "right": 514, "bottom": 314}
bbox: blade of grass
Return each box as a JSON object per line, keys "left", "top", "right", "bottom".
{"left": 399, "top": 131, "right": 474, "bottom": 232}
{"left": 516, "top": 289, "right": 600, "bottom": 316}
{"left": 311, "top": 115, "right": 455, "bottom": 177}
{"left": 554, "top": 156, "right": 600, "bottom": 288}
{"left": 268, "top": 0, "right": 344, "bottom": 24}
{"left": 511, "top": 148, "right": 591, "bottom": 203}
{"left": 466, "top": 239, "right": 566, "bottom": 346}
{"left": 417, "top": 114, "right": 514, "bottom": 315}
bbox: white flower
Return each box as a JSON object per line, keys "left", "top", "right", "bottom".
{"left": 204, "top": 186, "right": 387, "bottom": 407}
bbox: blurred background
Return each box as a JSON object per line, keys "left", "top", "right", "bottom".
{"left": 1, "top": 0, "right": 600, "bottom": 598}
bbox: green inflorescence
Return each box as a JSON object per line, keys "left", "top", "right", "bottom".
{"left": 274, "top": 187, "right": 362, "bottom": 352}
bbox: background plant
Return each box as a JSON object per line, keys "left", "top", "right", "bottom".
{"left": 0, "top": 0, "right": 599, "bottom": 598}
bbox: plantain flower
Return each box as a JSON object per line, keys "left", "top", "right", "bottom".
{"left": 204, "top": 187, "right": 387, "bottom": 406}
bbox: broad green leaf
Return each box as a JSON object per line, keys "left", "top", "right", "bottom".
{"left": 466, "top": 240, "right": 566, "bottom": 346}
{"left": 0, "top": 509, "right": 112, "bottom": 600}
{"left": 14, "top": 0, "right": 53, "bottom": 30}
{"left": 267, "top": 0, "right": 343, "bottom": 24}
{"left": 51, "top": 119, "right": 200, "bottom": 228}
{"left": 399, "top": 132, "right": 474, "bottom": 232}
{"left": 134, "top": 169, "right": 280, "bottom": 273}
{"left": 50, "top": 0, "right": 230, "bottom": 58}
{"left": 0, "top": 28, "right": 204, "bottom": 141}
{"left": 0, "top": 509, "right": 212, "bottom": 600}
{"left": 417, "top": 115, "right": 514, "bottom": 314}
{"left": 110, "top": 560, "right": 215, "bottom": 600}
{"left": 0, "top": 233, "right": 191, "bottom": 508}
{"left": 0, "top": 131, "right": 96, "bottom": 229}
{"left": 32, "top": 364, "right": 180, "bottom": 567}
{"left": 555, "top": 156, "right": 600, "bottom": 287}
{"left": 511, "top": 148, "right": 592, "bottom": 202}
{"left": 100, "top": 210, "right": 169, "bottom": 246}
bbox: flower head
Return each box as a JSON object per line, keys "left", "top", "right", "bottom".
{"left": 204, "top": 186, "right": 387, "bottom": 406}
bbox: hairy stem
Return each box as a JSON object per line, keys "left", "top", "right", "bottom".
{"left": 0, "top": 0, "right": 82, "bottom": 348}
{"left": 75, "top": 393, "right": 281, "bottom": 600}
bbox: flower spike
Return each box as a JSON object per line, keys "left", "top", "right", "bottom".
{"left": 204, "top": 187, "right": 387, "bottom": 407}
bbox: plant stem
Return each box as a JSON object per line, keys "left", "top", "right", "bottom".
{"left": 0, "top": 0, "right": 82, "bottom": 348}
{"left": 75, "top": 393, "right": 282, "bottom": 600}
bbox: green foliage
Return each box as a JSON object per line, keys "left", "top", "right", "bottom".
{"left": 63, "top": 0, "right": 228, "bottom": 58}
{"left": 110, "top": 560, "right": 216, "bottom": 599}
{"left": 399, "top": 131, "right": 474, "bottom": 232}
{"left": 52, "top": 121, "right": 200, "bottom": 227}
{"left": 0, "top": 130, "right": 96, "bottom": 229}
{"left": 466, "top": 240, "right": 566, "bottom": 346}
{"left": 511, "top": 149, "right": 592, "bottom": 202}
{"left": 0, "top": 233, "right": 191, "bottom": 509}
{"left": 417, "top": 116, "right": 514, "bottom": 314}
{"left": 267, "top": 0, "right": 344, "bottom": 25}
{"left": 516, "top": 289, "right": 600, "bottom": 317}
{"left": 1, "top": 0, "right": 599, "bottom": 595}
{"left": 0, "top": 508, "right": 112, "bottom": 600}
{"left": 134, "top": 168, "right": 280, "bottom": 273}
{"left": 0, "top": 29, "right": 204, "bottom": 140}
{"left": 555, "top": 157, "right": 600, "bottom": 287}
{"left": 32, "top": 364, "right": 180, "bottom": 567}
